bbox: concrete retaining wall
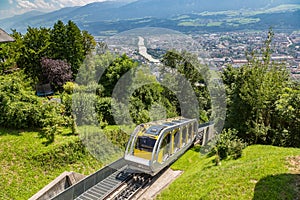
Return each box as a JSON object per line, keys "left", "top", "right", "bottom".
{"left": 29, "top": 171, "right": 85, "bottom": 200}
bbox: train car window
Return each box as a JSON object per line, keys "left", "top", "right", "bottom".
{"left": 188, "top": 124, "right": 193, "bottom": 142}
{"left": 160, "top": 133, "right": 171, "bottom": 162}
{"left": 194, "top": 122, "right": 198, "bottom": 135}
{"left": 136, "top": 136, "right": 156, "bottom": 152}
{"left": 182, "top": 127, "right": 187, "bottom": 146}
{"left": 174, "top": 129, "right": 180, "bottom": 152}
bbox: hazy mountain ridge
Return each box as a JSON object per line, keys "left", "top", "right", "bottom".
{"left": 1, "top": 0, "right": 299, "bottom": 34}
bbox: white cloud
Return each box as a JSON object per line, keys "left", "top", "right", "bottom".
{"left": 16, "top": 0, "right": 38, "bottom": 9}
{"left": 53, "top": 0, "right": 106, "bottom": 7}
{"left": 14, "top": 0, "right": 107, "bottom": 11}
{"left": 0, "top": 0, "right": 108, "bottom": 19}
{"left": 34, "top": 0, "right": 52, "bottom": 9}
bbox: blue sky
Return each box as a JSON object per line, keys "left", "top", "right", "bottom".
{"left": 0, "top": 0, "right": 109, "bottom": 19}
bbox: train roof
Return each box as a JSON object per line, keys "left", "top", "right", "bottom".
{"left": 141, "top": 117, "right": 196, "bottom": 136}
{"left": 145, "top": 125, "right": 165, "bottom": 136}
{"left": 144, "top": 117, "right": 192, "bottom": 125}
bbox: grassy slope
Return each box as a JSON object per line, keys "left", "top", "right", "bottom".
{"left": 157, "top": 145, "right": 300, "bottom": 200}
{"left": 0, "top": 128, "right": 102, "bottom": 200}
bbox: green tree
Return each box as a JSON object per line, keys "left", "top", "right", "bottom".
{"left": 17, "top": 27, "right": 51, "bottom": 82}
{"left": 275, "top": 86, "right": 300, "bottom": 147}
{"left": 99, "top": 54, "right": 138, "bottom": 97}
{"left": 82, "top": 30, "right": 96, "bottom": 55}
{"left": 129, "top": 67, "right": 166, "bottom": 124}
{"left": 161, "top": 50, "right": 210, "bottom": 121}
{"left": 0, "top": 30, "right": 23, "bottom": 73}
{"left": 65, "top": 20, "right": 84, "bottom": 78}
{"left": 49, "top": 20, "right": 67, "bottom": 60}
{"left": 223, "top": 29, "right": 291, "bottom": 144}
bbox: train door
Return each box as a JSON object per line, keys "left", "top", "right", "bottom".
{"left": 157, "top": 132, "right": 171, "bottom": 163}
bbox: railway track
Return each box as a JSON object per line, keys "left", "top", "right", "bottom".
{"left": 75, "top": 166, "right": 131, "bottom": 200}
{"left": 76, "top": 168, "right": 151, "bottom": 200}
{"left": 51, "top": 159, "right": 153, "bottom": 200}
{"left": 110, "top": 173, "right": 151, "bottom": 200}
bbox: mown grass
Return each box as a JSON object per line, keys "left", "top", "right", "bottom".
{"left": 157, "top": 145, "right": 300, "bottom": 200}
{"left": 0, "top": 128, "right": 102, "bottom": 200}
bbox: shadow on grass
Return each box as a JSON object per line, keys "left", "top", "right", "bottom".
{"left": 42, "top": 140, "right": 54, "bottom": 146}
{"left": 0, "top": 127, "right": 23, "bottom": 136}
{"left": 191, "top": 144, "right": 201, "bottom": 152}
{"left": 253, "top": 173, "right": 300, "bottom": 200}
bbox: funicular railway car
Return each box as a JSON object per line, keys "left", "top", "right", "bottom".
{"left": 124, "top": 117, "right": 209, "bottom": 176}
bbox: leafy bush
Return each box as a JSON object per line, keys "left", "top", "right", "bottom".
{"left": 222, "top": 30, "right": 298, "bottom": 147}
{"left": 38, "top": 101, "right": 66, "bottom": 143}
{"left": 30, "top": 139, "right": 87, "bottom": 167}
{"left": 72, "top": 92, "right": 98, "bottom": 126}
{"left": 95, "top": 97, "right": 114, "bottom": 125}
{"left": 4, "top": 101, "right": 41, "bottom": 128}
{"left": 0, "top": 71, "right": 42, "bottom": 128}
{"left": 0, "top": 71, "right": 73, "bottom": 143}
{"left": 63, "top": 81, "right": 75, "bottom": 94}
{"left": 41, "top": 57, "right": 73, "bottom": 90}
{"left": 103, "top": 127, "right": 130, "bottom": 149}
{"left": 212, "top": 129, "right": 246, "bottom": 163}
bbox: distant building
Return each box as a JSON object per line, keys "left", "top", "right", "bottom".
{"left": 0, "top": 28, "right": 15, "bottom": 43}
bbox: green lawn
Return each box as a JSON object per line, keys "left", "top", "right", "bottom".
{"left": 157, "top": 145, "right": 300, "bottom": 200}
{"left": 0, "top": 128, "right": 102, "bottom": 200}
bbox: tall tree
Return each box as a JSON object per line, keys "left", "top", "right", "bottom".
{"left": 17, "top": 27, "right": 50, "bottom": 82}
{"left": 223, "top": 29, "right": 290, "bottom": 144}
{"left": 98, "top": 54, "right": 138, "bottom": 97}
{"left": 50, "top": 20, "right": 67, "bottom": 60}
{"left": 161, "top": 50, "right": 210, "bottom": 121}
{"left": 82, "top": 30, "right": 96, "bottom": 55}
{"left": 65, "top": 20, "right": 84, "bottom": 78}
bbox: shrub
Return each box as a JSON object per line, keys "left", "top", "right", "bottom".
{"left": 95, "top": 97, "right": 114, "bottom": 125}
{"left": 0, "top": 71, "right": 42, "bottom": 128}
{"left": 103, "top": 127, "right": 130, "bottom": 149}
{"left": 38, "top": 101, "right": 66, "bottom": 143}
{"left": 63, "top": 81, "right": 75, "bottom": 94}
{"left": 212, "top": 129, "right": 246, "bottom": 163}
{"left": 30, "top": 139, "right": 87, "bottom": 167}
{"left": 72, "top": 92, "right": 98, "bottom": 126}
{"left": 41, "top": 57, "right": 73, "bottom": 90}
{"left": 0, "top": 71, "right": 75, "bottom": 143}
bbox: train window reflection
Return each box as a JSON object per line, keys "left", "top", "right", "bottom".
{"left": 174, "top": 130, "right": 180, "bottom": 152}
{"left": 161, "top": 133, "right": 171, "bottom": 162}
{"left": 182, "top": 127, "right": 187, "bottom": 145}
{"left": 188, "top": 125, "right": 193, "bottom": 141}
{"left": 136, "top": 136, "right": 156, "bottom": 152}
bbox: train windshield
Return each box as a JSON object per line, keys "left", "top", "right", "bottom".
{"left": 136, "top": 136, "right": 156, "bottom": 152}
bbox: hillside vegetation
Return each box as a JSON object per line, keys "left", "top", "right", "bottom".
{"left": 157, "top": 145, "right": 300, "bottom": 200}
{"left": 0, "top": 128, "right": 102, "bottom": 200}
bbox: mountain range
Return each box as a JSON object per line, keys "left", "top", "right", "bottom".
{"left": 1, "top": 0, "right": 300, "bottom": 35}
